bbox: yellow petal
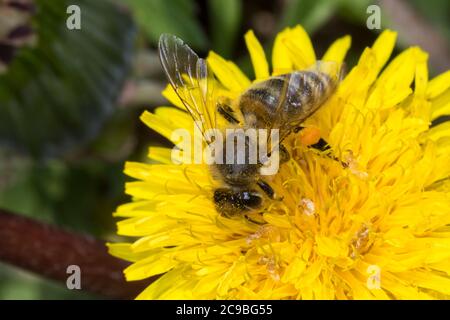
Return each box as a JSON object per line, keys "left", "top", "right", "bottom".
{"left": 117, "top": 215, "right": 176, "bottom": 237}
{"left": 430, "top": 89, "right": 450, "bottom": 120}
{"left": 282, "top": 257, "right": 307, "bottom": 282}
{"left": 217, "top": 257, "right": 246, "bottom": 296}
{"left": 367, "top": 47, "right": 427, "bottom": 110}
{"left": 140, "top": 111, "right": 173, "bottom": 141}
{"left": 414, "top": 54, "right": 429, "bottom": 97}
{"left": 382, "top": 272, "right": 433, "bottom": 299}
{"left": 148, "top": 147, "right": 174, "bottom": 164}
{"left": 154, "top": 107, "right": 193, "bottom": 131}
{"left": 272, "top": 28, "right": 294, "bottom": 75}
{"left": 371, "top": 29, "right": 397, "bottom": 73}
{"left": 244, "top": 30, "right": 269, "bottom": 79}
{"left": 316, "top": 236, "right": 348, "bottom": 258}
{"left": 397, "top": 271, "right": 450, "bottom": 295}
{"left": 207, "top": 51, "right": 251, "bottom": 92}
{"left": 124, "top": 252, "right": 178, "bottom": 281}
{"left": 336, "top": 270, "right": 380, "bottom": 299}
{"left": 107, "top": 243, "right": 150, "bottom": 262}
{"left": 427, "top": 70, "right": 450, "bottom": 99}
{"left": 283, "top": 25, "right": 316, "bottom": 69}
{"left": 162, "top": 85, "right": 185, "bottom": 110}
{"left": 135, "top": 269, "right": 187, "bottom": 299}
{"left": 435, "top": 137, "right": 450, "bottom": 156}
{"left": 322, "top": 35, "right": 351, "bottom": 63}
{"left": 425, "top": 121, "right": 450, "bottom": 141}
{"left": 263, "top": 213, "right": 292, "bottom": 228}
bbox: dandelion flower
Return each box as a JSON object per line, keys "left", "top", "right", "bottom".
{"left": 109, "top": 26, "right": 450, "bottom": 299}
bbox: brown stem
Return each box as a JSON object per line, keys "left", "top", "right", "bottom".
{"left": 0, "top": 208, "right": 153, "bottom": 299}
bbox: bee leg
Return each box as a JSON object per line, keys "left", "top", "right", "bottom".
{"left": 279, "top": 144, "right": 290, "bottom": 164}
{"left": 257, "top": 179, "right": 283, "bottom": 201}
{"left": 217, "top": 102, "right": 239, "bottom": 124}
{"left": 309, "top": 138, "right": 331, "bottom": 152}
{"left": 294, "top": 125, "right": 330, "bottom": 152}
{"left": 257, "top": 180, "right": 275, "bottom": 199}
{"left": 244, "top": 214, "right": 266, "bottom": 225}
{"left": 266, "top": 144, "right": 290, "bottom": 164}
{"left": 297, "top": 130, "right": 347, "bottom": 167}
{"left": 307, "top": 137, "right": 346, "bottom": 165}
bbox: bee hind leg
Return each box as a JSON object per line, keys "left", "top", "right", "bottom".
{"left": 295, "top": 126, "right": 347, "bottom": 167}
{"left": 295, "top": 125, "right": 330, "bottom": 152}
{"left": 309, "top": 138, "right": 331, "bottom": 152}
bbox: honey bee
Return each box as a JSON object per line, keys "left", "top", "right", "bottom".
{"left": 158, "top": 34, "right": 343, "bottom": 220}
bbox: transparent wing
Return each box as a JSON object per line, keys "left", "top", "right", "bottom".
{"left": 158, "top": 34, "right": 217, "bottom": 142}
{"left": 307, "top": 60, "right": 345, "bottom": 83}
{"left": 273, "top": 60, "right": 344, "bottom": 142}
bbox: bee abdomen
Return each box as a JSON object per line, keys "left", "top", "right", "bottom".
{"left": 242, "top": 77, "right": 286, "bottom": 110}
{"left": 238, "top": 75, "right": 288, "bottom": 127}
{"left": 238, "top": 70, "right": 337, "bottom": 129}
{"left": 285, "top": 71, "right": 332, "bottom": 117}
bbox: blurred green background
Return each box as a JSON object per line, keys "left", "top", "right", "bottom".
{"left": 0, "top": 0, "right": 449, "bottom": 299}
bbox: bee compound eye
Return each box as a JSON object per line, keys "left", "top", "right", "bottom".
{"left": 240, "top": 191, "right": 262, "bottom": 209}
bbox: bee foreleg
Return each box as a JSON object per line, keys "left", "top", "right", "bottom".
{"left": 217, "top": 103, "right": 239, "bottom": 124}
{"left": 257, "top": 180, "right": 274, "bottom": 199}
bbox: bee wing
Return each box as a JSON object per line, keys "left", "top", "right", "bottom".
{"left": 273, "top": 60, "right": 344, "bottom": 142}
{"left": 158, "top": 34, "right": 217, "bottom": 142}
{"left": 307, "top": 60, "right": 345, "bottom": 83}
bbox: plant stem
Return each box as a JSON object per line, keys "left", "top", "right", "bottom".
{"left": 0, "top": 209, "right": 153, "bottom": 299}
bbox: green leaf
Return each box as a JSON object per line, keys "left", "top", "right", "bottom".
{"left": 207, "top": 0, "right": 242, "bottom": 58}
{"left": 126, "top": 0, "right": 207, "bottom": 50}
{"left": 279, "top": 0, "right": 337, "bottom": 33}
{"left": 0, "top": 0, "right": 136, "bottom": 158}
{"left": 337, "top": 0, "right": 372, "bottom": 24}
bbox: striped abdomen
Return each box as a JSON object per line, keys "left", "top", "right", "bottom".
{"left": 238, "top": 70, "right": 338, "bottom": 133}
